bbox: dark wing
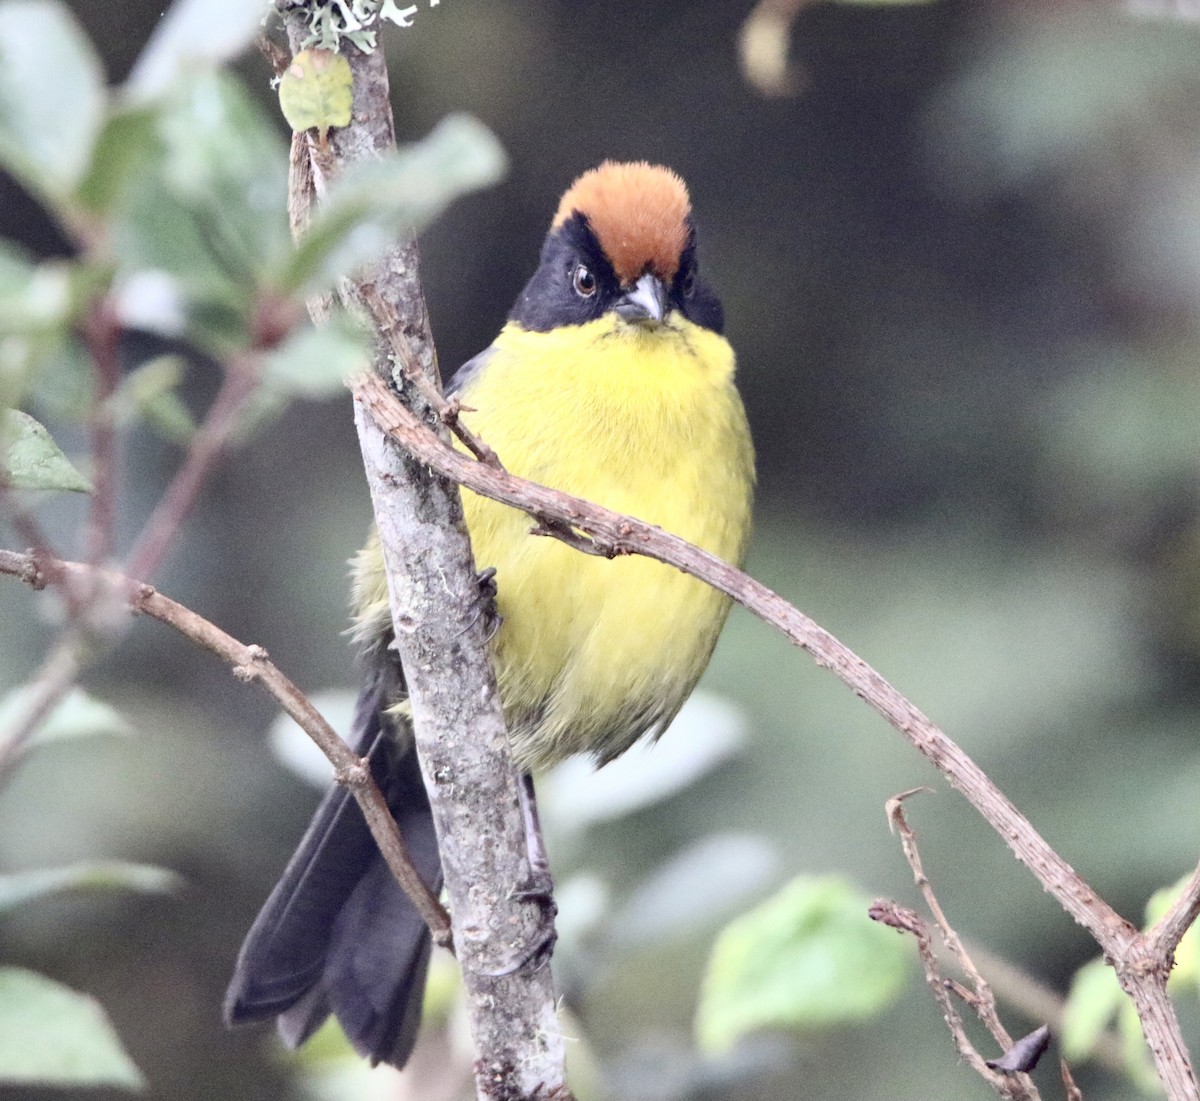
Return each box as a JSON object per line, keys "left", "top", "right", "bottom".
{"left": 224, "top": 657, "right": 442, "bottom": 1067}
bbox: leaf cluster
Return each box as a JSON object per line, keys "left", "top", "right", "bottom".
{"left": 0, "top": 0, "right": 503, "bottom": 1089}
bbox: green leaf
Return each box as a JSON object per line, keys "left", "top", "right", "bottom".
{"left": 278, "top": 49, "right": 353, "bottom": 139}
{"left": 0, "top": 862, "right": 182, "bottom": 916}
{"left": 277, "top": 113, "right": 507, "bottom": 294}
{"left": 262, "top": 315, "right": 369, "bottom": 399}
{"left": 0, "top": 409, "right": 90, "bottom": 492}
{"left": 110, "top": 355, "right": 195, "bottom": 442}
{"left": 696, "top": 875, "right": 911, "bottom": 1053}
{"left": 0, "top": 967, "right": 144, "bottom": 1089}
{"left": 125, "top": 0, "right": 267, "bottom": 104}
{"left": 0, "top": 0, "right": 105, "bottom": 209}
{"left": 1061, "top": 958, "right": 1123, "bottom": 1060}
{"left": 74, "top": 105, "right": 163, "bottom": 216}
{"left": 110, "top": 71, "right": 291, "bottom": 351}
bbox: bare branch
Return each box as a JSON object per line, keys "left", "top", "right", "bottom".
{"left": 887, "top": 790, "right": 1015, "bottom": 1051}
{"left": 81, "top": 299, "right": 121, "bottom": 571}
{"left": 882, "top": 794, "right": 1040, "bottom": 1099}
{"left": 869, "top": 899, "right": 1029, "bottom": 1097}
{"left": 0, "top": 546, "right": 451, "bottom": 947}
{"left": 124, "top": 351, "right": 261, "bottom": 583}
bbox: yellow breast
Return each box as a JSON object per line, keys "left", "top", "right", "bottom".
{"left": 455, "top": 316, "right": 754, "bottom": 771}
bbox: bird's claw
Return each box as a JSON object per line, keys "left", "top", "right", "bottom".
{"left": 484, "top": 874, "right": 559, "bottom": 977}
{"left": 476, "top": 567, "right": 503, "bottom": 641}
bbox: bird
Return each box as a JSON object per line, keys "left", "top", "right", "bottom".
{"left": 224, "top": 161, "right": 755, "bottom": 1067}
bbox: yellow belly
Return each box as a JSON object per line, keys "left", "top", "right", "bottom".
{"left": 454, "top": 316, "right": 754, "bottom": 770}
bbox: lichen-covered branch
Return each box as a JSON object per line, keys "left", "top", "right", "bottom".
{"left": 277, "top": 15, "right": 570, "bottom": 1100}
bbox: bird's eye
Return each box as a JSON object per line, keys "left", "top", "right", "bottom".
{"left": 572, "top": 264, "right": 597, "bottom": 298}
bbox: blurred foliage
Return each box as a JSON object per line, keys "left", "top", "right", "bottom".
{"left": 4, "top": 1, "right": 1200, "bottom": 1100}
{"left": 0, "top": 0, "right": 503, "bottom": 1093}
{"left": 696, "top": 875, "right": 910, "bottom": 1053}
{"left": 0, "top": 967, "right": 143, "bottom": 1090}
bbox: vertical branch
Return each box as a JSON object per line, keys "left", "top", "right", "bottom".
{"left": 276, "top": 16, "right": 570, "bottom": 1100}
{"left": 81, "top": 300, "right": 122, "bottom": 571}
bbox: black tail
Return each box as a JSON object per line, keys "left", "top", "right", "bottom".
{"left": 224, "top": 661, "right": 442, "bottom": 1067}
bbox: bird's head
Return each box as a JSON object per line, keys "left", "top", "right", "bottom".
{"left": 509, "top": 161, "right": 724, "bottom": 336}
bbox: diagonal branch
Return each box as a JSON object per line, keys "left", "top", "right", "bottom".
{"left": 354, "top": 369, "right": 1200, "bottom": 1101}
{"left": 0, "top": 546, "right": 451, "bottom": 948}
{"left": 356, "top": 371, "right": 1129, "bottom": 947}
{"left": 1148, "top": 859, "right": 1200, "bottom": 961}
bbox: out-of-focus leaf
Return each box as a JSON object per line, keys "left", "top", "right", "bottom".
{"left": 155, "top": 70, "right": 289, "bottom": 271}
{"left": 1061, "top": 959, "right": 1122, "bottom": 1061}
{"left": 0, "top": 255, "right": 73, "bottom": 337}
{"left": 615, "top": 834, "right": 780, "bottom": 948}
{"left": 262, "top": 316, "right": 369, "bottom": 399}
{"left": 0, "top": 684, "right": 132, "bottom": 745}
{"left": 0, "top": 0, "right": 105, "bottom": 208}
{"left": 0, "top": 967, "right": 144, "bottom": 1089}
{"left": 933, "top": 15, "right": 1200, "bottom": 188}
{"left": 540, "top": 691, "right": 747, "bottom": 831}
{"left": 268, "top": 688, "right": 358, "bottom": 788}
{"left": 278, "top": 49, "right": 352, "bottom": 139}
{"left": 0, "top": 861, "right": 182, "bottom": 916}
{"left": 111, "top": 270, "right": 187, "bottom": 339}
{"left": 110, "top": 356, "right": 195, "bottom": 443}
{"left": 0, "top": 409, "right": 90, "bottom": 492}
{"left": 277, "top": 113, "right": 506, "bottom": 294}
{"left": 23, "top": 334, "right": 93, "bottom": 420}
{"left": 125, "top": 0, "right": 266, "bottom": 104}
{"left": 111, "top": 70, "right": 290, "bottom": 351}
{"left": 696, "top": 875, "right": 910, "bottom": 1053}
{"left": 74, "top": 106, "right": 163, "bottom": 216}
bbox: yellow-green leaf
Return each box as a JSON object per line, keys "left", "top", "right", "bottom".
{"left": 696, "top": 875, "right": 910, "bottom": 1053}
{"left": 278, "top": 49, "right": 352, "bottom": 140}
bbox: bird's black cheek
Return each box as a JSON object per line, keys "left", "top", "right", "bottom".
{"left": 680, "top": 286, "right": 724, "bottom": 334}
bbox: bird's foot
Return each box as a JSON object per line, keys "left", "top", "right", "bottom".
{"left": 486, "top": 871, "right": 558, "bottom": 976}
{"left": 476, "top": 566, "right": 502, "bottom": 641}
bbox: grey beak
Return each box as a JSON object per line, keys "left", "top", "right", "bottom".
{"left": 615, "top": 272, "right": 667, "bottom": 325}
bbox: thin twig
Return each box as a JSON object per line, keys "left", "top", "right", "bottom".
{"left": 884, "top": 792, "right": 1040, "bottom": 1099}
{"left": 958, "top": 938, "right": 1125, "bottom": 1074}
{"left": 887, "top": 789, "right": 1014, "bottom": 1049}
{"left": 124, "top": 358, "right": 259, "bottom": 583}
{"left": 358, "top": 284, "right": 500, "bottom": 466}
{"left": 356, "top": 372, "right": 1123, "bottom": 939}
{"left": 869, "top": 899, "right": 1026, "bottom": 1096}
{"left": 0, "top": 547, "right": 452, "bottom": 949}
{"left": 0, "top": 632, "right": 81, "bottom": 788}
